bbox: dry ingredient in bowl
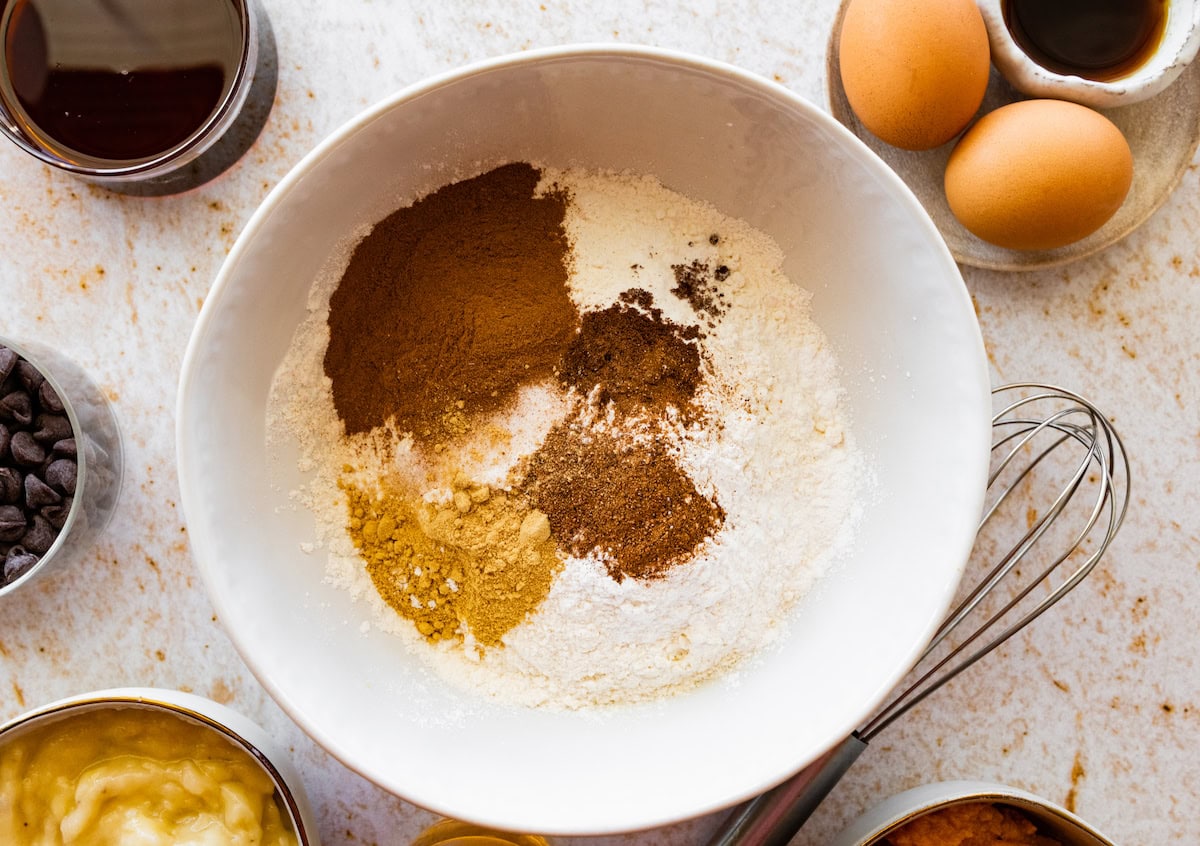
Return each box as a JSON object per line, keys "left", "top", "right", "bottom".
{"left": 521, "top": 417, "right": 724, "bottom": 582}
{"left": 268, "top": 162, "right": 864, "bottom": 709}
{"left": 323, "top": 162, "right": 577, "bottom": 444}
{"left": 342, "top": 476, "right": 560, "bottom": 647}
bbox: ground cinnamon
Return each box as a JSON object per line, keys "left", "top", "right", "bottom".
{"left": 519, "top": 421, "right": 724, "bottom": 581}
{"left": 324, "top": 163, "right": 578, "bottom": 443}
{"left": 558, "top": 288, "right": 704, "bottom": 417}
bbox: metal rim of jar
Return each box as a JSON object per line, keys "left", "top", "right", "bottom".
{"left": 0, "top": 689, "right": 314, "bottom": 845}
{"left": 0, "top": 335, "right": 88, "bottom": 598}
{"left": 842, "top": 781, "right": 1118, "bottom": 846}
{"left": 0, "top": 0, "right": 258, "bottom": 180}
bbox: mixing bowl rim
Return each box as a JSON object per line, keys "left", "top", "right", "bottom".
{"left": 177, "top": 42, "right": 990, "bottom": 834}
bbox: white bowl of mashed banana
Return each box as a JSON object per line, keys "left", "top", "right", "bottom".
{"left": 0, "top": 687, "right": 317, "bottom": 845}
{"left": 177, "top": 45, "right": 991, "bottom": 834}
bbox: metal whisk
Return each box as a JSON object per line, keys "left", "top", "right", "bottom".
{"left": 707, "top": 382, "right": 1130, "bottom": 846}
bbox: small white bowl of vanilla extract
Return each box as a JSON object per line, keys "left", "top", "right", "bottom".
{"left": 978, "top": 0, "right": 1200, "bottom": 107}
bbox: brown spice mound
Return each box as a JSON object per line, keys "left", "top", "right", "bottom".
{"left": 520, "top": 422, "right": 724, "bottom": 581}
{"left": 558, "top": 289, "right": 704, "bottom": 417}
{"left": 345, "top": 485, "right": 463, "bottom": 642}
{"left": 344, "top": 477, "right": 561, "bottom": 647}
{"left": 324, "top": 163, "right": 578, "bottom": 442}
{"left": 671, "top": 259, "right": 728, "bottom": 321}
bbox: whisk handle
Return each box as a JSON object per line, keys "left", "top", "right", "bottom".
{"left": 705, "top": 734, "right": 868, "bottom": 846}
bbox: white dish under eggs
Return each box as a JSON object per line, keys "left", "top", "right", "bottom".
{"left": 176, "top": 45, "right": 991, "bottom": 834}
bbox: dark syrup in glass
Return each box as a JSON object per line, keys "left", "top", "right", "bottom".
{"left": 2, "top": 0, "right": 242, "bottom": 161}
{"left": 1004, "top": 0, "right": 1169, "bottom": 82}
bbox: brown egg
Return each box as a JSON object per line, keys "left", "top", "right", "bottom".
{"left": 838, "top": 0, "right": 990, "bottom": 151}
{"left": 944, "top": 99, "right": 1134, "bottom": 251}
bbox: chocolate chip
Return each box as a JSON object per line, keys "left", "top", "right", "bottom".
{"left": 3, "top": 546, "right": 38, "bottom": 583}
{"left": 44, "top": 459, "right": 77, "bottom": 496}
{"left": 21, "top": 515, "right": 55, "bottom": 555}
{"left": 0, "top": 504, "right": 26, "bottom": 542}
{"left": 33, "top": 413, "right": 73, "bottom": 444}
{"left": 0, "top": 391, "right": 32, "bottom": 427}
{"left": 41, "top": 498, "right": 72, "bottom": 530}
{"left": 14, "top": 360, "right": 43, "bottom": 394}
{"left": 9, "top": 431, "right": 45, "bottom": 467}
{"left": 25, "top": 473, "right": 61, "bottom": 509}
{"left": 0, "top": 348, "right": 72, "bottom": 581}
{"left": 0, "top": 468, "right": 20, "bottom": 504}
{"left": 714, "top": 265, "right": 730, "bottom": 281}
{"left": 0, "top": 347, "right": 16, "bottom": 385}
{"left": 38, "top": 380, "right": 65, "bottom": 413}
{"left": 709, "top": 233, "right": 720, "bottom": 245}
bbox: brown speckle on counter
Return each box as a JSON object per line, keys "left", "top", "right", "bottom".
{"left": 209, "top": 678, "right": 234, "bottom": 704}
{"left": 1064, "top": 751, "right": 1086, "bottom": 812}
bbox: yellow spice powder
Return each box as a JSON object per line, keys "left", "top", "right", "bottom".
{"left": 343, "top": 474, "right": 562, "bottom": 648}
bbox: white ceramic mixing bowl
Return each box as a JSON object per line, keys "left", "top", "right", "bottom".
{"left": 176, "top": 45, "right": 991, "bottom": 834}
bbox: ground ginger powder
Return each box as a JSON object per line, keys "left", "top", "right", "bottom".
{"left": 343, "top": 474, "right": 562, "bottom": 648}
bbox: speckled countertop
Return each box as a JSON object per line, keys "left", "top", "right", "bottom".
{"left": 1, "top": 2, "right": 1197, "bottom": 844}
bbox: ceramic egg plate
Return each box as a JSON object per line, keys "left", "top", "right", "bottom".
{"left": 826, "top": 0, "right": 1200, "bottom": 271}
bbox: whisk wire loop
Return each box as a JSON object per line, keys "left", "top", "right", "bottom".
{"left": 706, "top": 383, "right": 1129, "bottom": 846}
{"left": 858, "top": 384, "right": 1128, "bottom": 741}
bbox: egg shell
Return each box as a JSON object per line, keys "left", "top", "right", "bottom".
{"left": 944, "top": 99, "right": 1134, "bottom": 251}
{"left": 838, "top": 0, "right": 990, "bottom": 151}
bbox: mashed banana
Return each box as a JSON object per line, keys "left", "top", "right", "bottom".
{"left": 0, "top": 705, "right": 298, "bottom": 846}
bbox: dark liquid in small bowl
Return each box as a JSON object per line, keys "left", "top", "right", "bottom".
{"left": 1003, "top": 0, "right": 1168, "bottom": 82}
{"left": 1, "top": 0, "right": 242, "bottom": 162}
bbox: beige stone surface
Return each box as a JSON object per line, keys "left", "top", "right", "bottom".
{"left": 0, "top": 2, "right": 1195, "bottom": 844}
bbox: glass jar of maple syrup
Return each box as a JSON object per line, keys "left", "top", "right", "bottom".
{"left": 0, "top": 0, "right": 275, "bottom": 192}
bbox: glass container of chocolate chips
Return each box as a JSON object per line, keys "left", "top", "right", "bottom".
{"left": 0, "top": 338, "right": 122, "bottom": 596}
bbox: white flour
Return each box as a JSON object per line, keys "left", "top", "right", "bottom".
{"left": 267, "top": 166, "right": 864, "bottom": 710}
